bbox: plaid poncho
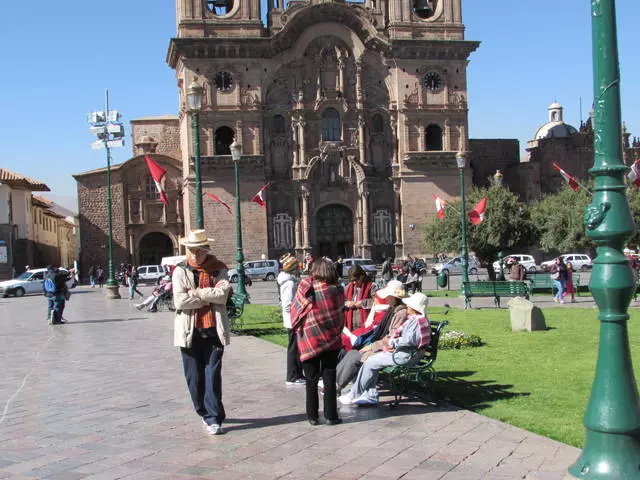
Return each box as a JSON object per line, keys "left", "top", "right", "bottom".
{"left": 290, "top": 277, "right": 345, "bottom": 362}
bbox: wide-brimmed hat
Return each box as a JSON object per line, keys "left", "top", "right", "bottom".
{"left": 402, "top": 292, "right": 429, "bottom": 316}
{"left": 377, "top": 280, "right": 408, "bottom": 299}
{"left": 279, "top": 253, "right": 298, "bottom": 273}
{"left": 179, "top": 230, "right": 214, "bottom": 249}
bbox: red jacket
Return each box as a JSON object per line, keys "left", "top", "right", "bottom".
{"left": 344, "top": 280, "right": 374, "bottom": 330}
{"left": 291, "top": 277, "right": 345, "bottom": 362}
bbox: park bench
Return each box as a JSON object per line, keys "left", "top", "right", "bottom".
{"left": 379, "top": 319, "right": 449, "bottom": 406}
{"left": 528, "top": 273, "right": 581, "bottom": 295}
{"left": 462, "top": 280, "right": 529, "bottom": 309}
{"left": 227, "top": 291, "right": 249, "bottom": 332}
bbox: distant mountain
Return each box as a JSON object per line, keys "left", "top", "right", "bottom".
{"left": 41, "top": 194, "right": 78, "bottom": 215}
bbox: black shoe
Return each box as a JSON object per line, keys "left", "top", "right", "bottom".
{"left": 308, "top": 418, "right": 319, "bottom": 426}
{"left": 325, "top": 418, "right": 343, "bottom": 426}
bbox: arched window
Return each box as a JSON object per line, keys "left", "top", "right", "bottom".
{"left": 146, "top": 176, "right": 160, "bottom": 200}
{"left": 372, "top": 114, "right": 384, "bottom": 134}
{"left": 214, "top": 126, "right": 235, "bottom": 155}
{"left": 273, "top": 114, "right": 286, "bottom": 134}
{"left": 425, "top": 124, "right": 443, "bottom": 151}
{"left": 322, "top": 108, "right": 341, "bottom": 141}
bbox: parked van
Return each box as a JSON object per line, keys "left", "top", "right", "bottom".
{"left": 137, "top": 265, "right": 166, "bottom": 284}
{"left": 228, "top": 259, "right": 279, "bottom": 283}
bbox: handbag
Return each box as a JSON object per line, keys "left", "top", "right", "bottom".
{"left": 352, "top": 327, "right": 379, "bottom": 350}
{"left": 550, "top": 271, "right": 560, "bottom": 280}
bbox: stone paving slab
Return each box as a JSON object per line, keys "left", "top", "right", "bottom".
{"left": 0, "top": 287, "right": 579, "bottom": 479}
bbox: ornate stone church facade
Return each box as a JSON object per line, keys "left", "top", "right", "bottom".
{"left": 168, "top": 0, "right": 479, "bottom": 262}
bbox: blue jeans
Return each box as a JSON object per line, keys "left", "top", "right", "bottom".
{"left": 554, "top": 280, "right": 565, "bottom": 300}
{"left": 89, "top": 275, "right": 96, "bottom": 287}
{"left": 180, "top": 330, "right": 226, "bottom": 426}
{"left": 129, "top": 282, "right": 143, "bottom": 299}
{"left": 46, "top": 294, "right": 65, "bottom": 323}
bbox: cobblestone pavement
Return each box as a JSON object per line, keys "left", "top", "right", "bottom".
{"left": 0, "top": 287, "right": 579, "bottom": 480}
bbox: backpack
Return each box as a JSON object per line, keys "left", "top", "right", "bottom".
{"left": 44, "top": 277, "right": 57, "bottom": 294}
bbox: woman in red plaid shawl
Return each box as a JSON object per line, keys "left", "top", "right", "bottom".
{"left": 291, "top": 258, "right": 345, "bottom": 426}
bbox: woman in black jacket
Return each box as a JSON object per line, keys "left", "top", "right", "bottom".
{"left": 550, "top": 257, "right": 568, "bottom": 304}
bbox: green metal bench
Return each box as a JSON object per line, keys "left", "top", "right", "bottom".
{"left": 462, "top": 281, "right": 530, "bottom": 309}
{"left": 379, "top": 319, "right": 448, "bottom": 406}
{"left": 227, "top": 292, "right": 248, "bottom": 332}
{"left": 529, "top": 273, "right": 580, "bottom": 295}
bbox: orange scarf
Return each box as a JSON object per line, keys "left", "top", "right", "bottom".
{"left": 187, "top": 254, "right": 227, "bottom": 329}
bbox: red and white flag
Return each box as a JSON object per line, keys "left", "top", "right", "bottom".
{"left": 205, "top": 193, "right": 232, "bottom": 215}
{"left": 468, "top": 197, "right": 487, "bottom": 225}
{"left": 251, "top": 182, "right": 271, "bottom": 209}
{"left": 552, "top": 162, "right": 580, "bottom": 192}
{"left": 145, "top": 156, "right": 169, "bottom": 205}
{"left": 627, "top": 159, "right": 640, "bottom": 187}
{"left": 433, "top": 195, "right": 446, "bottom": 221}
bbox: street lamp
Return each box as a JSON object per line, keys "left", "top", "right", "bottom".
{"left": 187, "top": 79, "right": 204, "bottom": 230}
{"left": 456, "top": 152, "right": 470, "bottom": 295}
{"left": 567, "top": 1, "right": 640, "bottom": 478}
{"left": 230, "top": 139, "right": 248, "bottom": 299}
{"left": 87, "top": 89, "right": 124, "bottom": 299}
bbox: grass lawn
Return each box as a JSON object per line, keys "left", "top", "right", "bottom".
{"left": 236, "top": 304, "right": 640, "bottom": 448}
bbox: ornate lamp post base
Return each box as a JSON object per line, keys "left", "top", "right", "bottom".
{"left": 104, "top": 284, "right": 121, "bottom": 299}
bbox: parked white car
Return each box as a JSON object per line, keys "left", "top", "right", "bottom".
{"left": 431, "top": 257, "right": 478, "bottom": 275}
{"left": 341, "top": 258, "right": 377, "bottom": 277}
{"left": 540, "top": 253, "right": 593, "bottom": 272}
{"left": 229, "top": 259, "right": 279, "bottom": 283}
{"left": 136, "top": 265, "right": 166, "bottom": 284}
{"left": 0, "top": 268, "right": 73, "bottom": 298}
{"left": 493, "top": 254, "right": 538, "bottom": 274}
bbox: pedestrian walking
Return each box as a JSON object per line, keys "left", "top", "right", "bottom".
{"left": 381, "top": 255, "right": 393, "bottom": 285}
{"left": 88, "top": 265, "right": 96, "bottom": 287}
{"left": 563, "top": 262, "right": 576, "bottom": 303}
{"left": 550, "top": 257, "right": 568, "bottom": 303}
{"left": 173, "top": 229, "right": 231, "bottom": 436}
{"left": 96, "top": 266, "right": 104, "bottom": 288}
{"left": 290, "top": 258, "right": 345, "bottom": 426}
{"left": 334, "top": 257, "right": 344, "bottom": 279}
{"left": 127, "top": 266, "right": 144, "bottom": 299}
{"left": 43, "top": 265, "right": 69, "bottom": 325}
{"left": 277, "top": 253, "right": 304, "bottom": 386}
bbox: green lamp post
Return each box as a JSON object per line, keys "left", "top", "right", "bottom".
{"left": 230, "top": 139, "right": 248, "bottom": 299}
{"left": 87, "top": 89, "right": 124, "bottom": 299}
{"left": 567, "top": 1, "right": 640, "bottom": 478}
{"left": 456, "top": 152, "right": 470, "bottom": 295}
{"left": 186, "top": 79, "right": 204, "bottom": 230}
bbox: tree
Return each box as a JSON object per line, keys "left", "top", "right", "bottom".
{"left": 423, "top": 183, "right": 534, "bottom": 279}
{"left": 529, "top": 184, "right": 593, "bottom": 253}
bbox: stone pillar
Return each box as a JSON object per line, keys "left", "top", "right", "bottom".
{"left": 358, "top": 115, "right": 367, "bottom": 165}
{"left": 316, "top": 67, "right": 322, "bottom": 102}
{"left": 338, "top": 56, "right": 346, "bottom": 95}
{"left": 298, "top": 120, "right": 306, "bottom": 166}
{"left": 129, "top": 233, "right": 134, "bottom": 256}
{"left": 127, "top": 198, "right": 133, "bottom": 224}
{"left": 301, "top": 187, "right": 310, "bottom": 249}
{"left": 362, "top": 190, "right": 372, "bottom": 258}
{"left": 291, "top": 118, "right": 299, "bottom": 167}
{"left": 390, "top": 114, "right": 399, "bottom": 165}
{"left": 393, "top": 184, "right": 403, "bottom": 259}
{"left": 355, "top": 60, "right": 363, "bottom": 109}
{"left": 139, "top": 199, "right": 144, "bottom": 223}
{"left": 458, "top": 123, "right": 467, "bottom": 152}
{"left": 444, "top": 119, "right": 451, "bottom": 151}
{"left": 236, "top": 119, "right": 244, "bottom": 145}
{"left": 419, "top": 121, "right": 425, "bottom": 151}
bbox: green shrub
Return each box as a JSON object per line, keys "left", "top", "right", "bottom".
{"left": 439, "top": 330, "right": 483, "bottom": 349}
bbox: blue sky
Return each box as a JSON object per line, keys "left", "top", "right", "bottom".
{"left": 1, "top": 0, "right": 638, "bottom": 210}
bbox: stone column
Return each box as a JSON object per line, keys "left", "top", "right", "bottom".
{"left": 390, "top": 114, "right": 399, "bottom": 165}
{"left": 458, "top": 123, "right": 467, "bottom": 152}
{"left": 362, "top": 190, "right": 371, "bottom": 246}
{"left": 316, "top": 66, "right": 322, "bottom": 102}
{"left": 444, "top": 119, "right": 451, "bottom": 151}
{"left": 358, "top": 115, "right": 367, "bottom": 165}
{"left": 127, "top": 198, "right": 133, "bottom": 224}
{"left": 291, "top": 118, "right": 299, "bottom": 167}
{"left": 393, "top": 183, "right": 403, "bottom": 259}
{"left": 129, "top": 233, "right": 134, "bottom": 256}
{"left": 139, "top": 199, "right": 144, "bottom": 224}
{"left": 236, "top": 120, "right": 244, "bottom": 146}
{"left": 419, "top": 121, "right": 425, "bottom": 151}
{"left": 355, "top": 60, "right": 363, "bottom": 109}
{"left": 301, "top": 186, "right": 311, "bottom": 249}
{"left": 298, "top": 120, "right": 306, "bottom": 166}
{"left": 338, "top": 56, "right": 346, "bottom": 95}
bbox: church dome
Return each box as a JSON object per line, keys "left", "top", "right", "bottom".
{"left": 534, "top": 102, "right": 578, "bottom": 140}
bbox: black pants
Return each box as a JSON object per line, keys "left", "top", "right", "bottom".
{"left": 286, "top": 329, "right": 304, "bottom": 382}
{"left": 302, "top": 349, "right": 339, "bottom": 422}
{"left": 180, "top": 330, "right": 226, "bottom": 426}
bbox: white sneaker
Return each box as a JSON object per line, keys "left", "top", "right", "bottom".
{"left": 206, "top": 423, "right": 224, "bottom": 435}
{"left": 285, "top": 378, "right": 306, "bottom": 385}
{"left": 559, "top": 300, "right": 565, "bottom": 304}
{"left": 353, "top": 392, "right": 379, "bottom": 406}
{"left": 338, "top": 394, "right": 354, "bottom": 405}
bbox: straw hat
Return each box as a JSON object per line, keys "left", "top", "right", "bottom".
{"left": 279, "top": 253, "right": 298, "bottom": 273}
{"left": 179, "top": 230, "right": 214, "bottom": 249}
{"left": 402, "top": 292, "right": 429, "bottom": 316}
{"left": 377, "top": 280, "right": 408, "bottom": 299}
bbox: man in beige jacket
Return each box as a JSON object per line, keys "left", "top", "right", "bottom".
{"left": 173, "top": 230, "right": 231, "bottom": 435}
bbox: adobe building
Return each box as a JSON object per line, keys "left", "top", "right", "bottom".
{"left": 73, "top": 117, "right": 184, "bottom": 274}
{"left": 167, "top": 0, "right": 480, "bottom": 262}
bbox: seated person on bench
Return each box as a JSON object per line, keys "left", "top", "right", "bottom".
{"left": 135, "top": 276, "right": 172, "bottom": 312}
{"left": 341, "top": 292, "right": 389, "bottom": 352}
{"left": 336, "top": 280, "right": 408, "bottom": 392}
{"left": 339, "top": 292, "right": 431, "bottom": 406}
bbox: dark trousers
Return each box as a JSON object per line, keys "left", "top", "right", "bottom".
{"left": 46, "top": 295, "right": 65, "bottom": 323}
{"left": 180, "top": 330, "right": 226, "bottom": 426}
{"left": 302, "top": 349, "right": 339, "bottom": 422}
{"left": 286, "top": 329, "right": 303, "bottom": 382}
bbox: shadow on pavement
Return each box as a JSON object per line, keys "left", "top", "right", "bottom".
{"left": 430, "top": 370, "right": 530, "bottom": 411}
{"left": 68, "top": 317, "right": 148, "bottom": 324}
{"left": 224, "top": 413, "right": 308, "bottom": 431}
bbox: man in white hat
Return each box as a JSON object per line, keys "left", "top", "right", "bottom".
{"left": 173, "top": 229, "right": 231, "bottom": 435}
{"left": 339, "top": 291, "right": 431, "bottom": 406}
{"left": 336, "top": 279, "right": 408, "bottom": 392}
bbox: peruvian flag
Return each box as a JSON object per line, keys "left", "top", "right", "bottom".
{"left": 552, "top": 162, "right": 580, "bottom": 192}
{"left": 468, "top": 197, "right": 487, "bottom": 225}
{"left": 627, "top": 159, "right": 640, "bottom": 187}
{"left": 433, "top": 195, "right": 446, "bottom": 221}
{"left": 251, "top": 182, "right": 271, "bottom": 209}
{"left": 145, "top": 156, "right": 169, "bottom": 205}
{"left": 205, "top": 193, "right": 232, "bottom": 215}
